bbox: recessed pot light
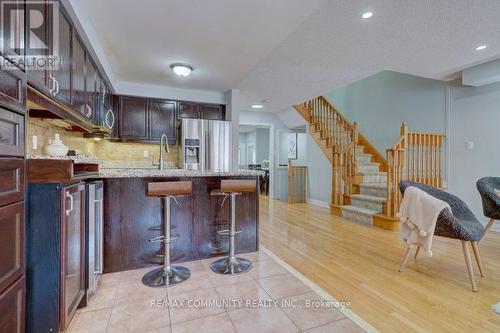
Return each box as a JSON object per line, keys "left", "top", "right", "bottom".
{"left": 170, "top": 63, "right": 193, "bottom": 77}
{"left": 361, "top": 11, "right": 373, "bottom": 19}
{"left": 475, "top": 45, "right": 487, "bottom": 51}
{"left": 251, "top": 104, "right": 263, "bottom": 109}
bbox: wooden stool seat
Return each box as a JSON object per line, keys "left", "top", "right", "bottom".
{"left": 220, "top": 179, "right": 256, "bottom": 194}
{"left": 147, "top": 181, "right": 192, "bottom": 197}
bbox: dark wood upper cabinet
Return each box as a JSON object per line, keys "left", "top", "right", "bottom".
{"left": 51, "top": 8, "right": 72, "bottom": 106}
{"left": 0, "top": 0, "right": 25, "bottom": 69}
{"left": 0, "top": 56, "right": 26, "bottom": 114}
{"left": 72, "top": 34, "right": 86, "bottom": 116}
{"left": 119, "top": 97, "right": 148, "bottom": 139}
{"left": 200, "top": 103, "right": 225, "bottom": 120}
{"left": 0, "top": 202, "right": 24, "bottom": 294}
{"left": 25, "top": 0, "right": 49, "bottom": 92}
{"left": 178, "top": 101, "right": 200, "bottom": 119}
{"left": 149, "top": 100, "right": 176, "bottom": 143}
{"left": 0, "top": 275, "right": 25, "bottom": 333}
{"left": 85, "top": 57, "right": 97, "bottom": 122}
{"left": 0, "top": 108, "right": 24, "bottom": 157}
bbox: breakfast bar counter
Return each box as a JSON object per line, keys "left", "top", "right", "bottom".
{"left": 99, "top": 171, "right": 261, "bottom": 273}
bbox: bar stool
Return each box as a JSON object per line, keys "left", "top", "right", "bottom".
{"left": 210, "top": 179, "right": 256, "bottom": 274}
{"left": 142, "top": 181, "right": 192, "bottom": 287}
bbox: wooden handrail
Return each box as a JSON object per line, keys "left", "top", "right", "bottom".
{"left": 386, "top": 122, "right": 445, "bottom": 217}
{"left": 288, "top": 160, "right": 308, "bottom": 204}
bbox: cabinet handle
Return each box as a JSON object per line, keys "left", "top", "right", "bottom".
{"left": 85, "top": 104, "right": 92, "bottom": 118}
{"left": 65, "top": 192, "right": 74, "bottom": 216}
{"left": 48, "top": 74, "right": 55, "bottom": 95}
{"left": 53, "top": 79, "right": 59, "bottom": 96}
{"left": 105, "top": 108, "right": 115, "bottom": 129}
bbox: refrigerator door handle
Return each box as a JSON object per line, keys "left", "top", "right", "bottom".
{"left": 205, "top": 125, "right": 210, "bottom": 171}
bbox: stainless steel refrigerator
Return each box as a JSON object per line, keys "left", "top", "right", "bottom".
{"left": 181, "top": 119, "right": 232, "bottom": 171}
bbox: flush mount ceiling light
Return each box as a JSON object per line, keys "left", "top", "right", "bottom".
{"left": 251, "top": 104, "right": 264, "bottom": 109}
{"left": 361, "top": 11, "right": 373, "bottom": 19}
{"left": 475, "top": 45, "right": 487, "bottom": 51}
{"left": 170, "top": 63, "right": 193, "bottom": 77}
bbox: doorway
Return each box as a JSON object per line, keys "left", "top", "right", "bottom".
{"left": 239, "top": 124, "right": 272, "bottom": 197}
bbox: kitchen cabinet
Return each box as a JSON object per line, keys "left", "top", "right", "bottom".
{"left": 200, "top": 103, "right": 225, "bottom": 120}
{"left": 72, "top": 34, "right": 87, "bottom": 117}
{"left": 27, "top": 182, "right": 86, "bottom": 333}
{"left": 0, "top": 56, "right": 26, "bottom": 114}
{"left": 60, "top": 183, "right": 86, "bottom": 331}
{"left": 0, "top": 202, "right": 24, "bottom": 293}
{"left": 0, "top": 158, "right": 24, "bottom": 206}
{"left": 0, "top": 0, "right": 25, "bottom": 69}
{"left": 86, "top": 57, "right": 97, "bottom": 122}
{"left": 149, "top": 100, "right": 176, "bottom": 143}
{"left": 178, "top": 101, "right": 225, "bottom": 120}
{"left": 118, "top": 96, "right": 148, "bottom": 139}
{"left": 50, "top": 8, "right": 72, "bottom": 106}
{"left": 26, "top": 0, "right": 50, "bottom": 93}
{"left": 178, "top": 101, "right": 200, "bottom": 119}
{"left": 0, "top": 108, "right": 25, "bottom": 157}
{"left": 0, "top": 276, "right": 25, "bottom": 333}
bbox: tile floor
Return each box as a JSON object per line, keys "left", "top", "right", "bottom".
{"left": 68, "top": 250, "right": 365, "bottom": 333}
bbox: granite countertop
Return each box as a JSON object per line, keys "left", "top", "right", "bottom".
{"left": 98, "top": 168, "right": 265, "bottom": 178}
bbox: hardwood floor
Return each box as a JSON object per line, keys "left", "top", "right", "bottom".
{"left": 259, "top": 196, "right": 500, "bottom": 333}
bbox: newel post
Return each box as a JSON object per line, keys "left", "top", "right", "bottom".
{"left": 400, "top": 121, "right": 408, "bottom": 181}
{"left": 400, "top": 122, "right": 408, "bottom": 144}
{"left": 353, "top": 121, "right": 359, "bottom": 145}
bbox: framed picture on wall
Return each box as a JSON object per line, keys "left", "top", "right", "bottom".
{"left": 287, "top": 133, "right": 297, "bottom": 159}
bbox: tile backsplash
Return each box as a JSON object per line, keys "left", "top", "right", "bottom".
{"left": 28, "top": 118, "right": 180, "bottom": 168}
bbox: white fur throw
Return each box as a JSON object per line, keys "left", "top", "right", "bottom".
{"left": 398, "top": 186, "right": 451, "bottom": 257}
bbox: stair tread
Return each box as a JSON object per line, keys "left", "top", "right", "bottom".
{"left": 342, "top": 205, "right": 378, "bottom": 216}
{"left": 360, "top": 183, "right": 387, "bottom": 189}
{"left": 360, "top": 171, "right": 387, "bottom": 175}
{"left": 350, "top": 194, "right": 387, "bottom": 203}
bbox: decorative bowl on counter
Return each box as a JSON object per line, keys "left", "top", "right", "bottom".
{"left": 45, "top": 133, "right": 69, "bottom": 156}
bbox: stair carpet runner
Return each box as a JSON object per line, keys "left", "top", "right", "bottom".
{"left": 341, "top": 145, "right": 388, "bottom": 226}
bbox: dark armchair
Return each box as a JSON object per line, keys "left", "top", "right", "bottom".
{"left": 399, "top": 181, "right": 485, "bottom": 292}
{"left": 477, "top": 177, "right": 500, "bottom": 235}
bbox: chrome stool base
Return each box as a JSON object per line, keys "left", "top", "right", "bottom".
{"left": 210, "top": 257, "right": 252, "bottom": 275}
{"left": 142, "top": 266, "right": 191, "bottom": 288}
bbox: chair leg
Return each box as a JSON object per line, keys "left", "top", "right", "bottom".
{"left": 482, "top": 218, "right": 495, "bottom": 238}
{"left": 461, "top": 241, "right": 477, "bottom": 292}
{"left": 470, "top": 241, "right": 484, "bottom": 277}
{"left": 399, "top": 247, "right": 412, "bottom": 272}
{"left": 414, "top": 246, "right": 420, "bottom": 259}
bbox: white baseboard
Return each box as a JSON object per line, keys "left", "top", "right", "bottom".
{"left": 307, "top": 198, "right": 330, "bottom": 208}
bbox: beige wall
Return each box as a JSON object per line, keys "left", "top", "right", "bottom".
{"left": 27, "top": 118, "right": 179, "bottom": 168}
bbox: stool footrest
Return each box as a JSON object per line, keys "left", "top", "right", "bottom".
{"left": 149, "top": 235, "right": 181, "bottom": 243}
{"left": 149, "top": 236, "right": 164, "bottom": 243}
{"left": 216, "top": 229, "right": 242, "bottom": 236}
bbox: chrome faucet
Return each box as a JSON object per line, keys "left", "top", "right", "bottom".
{"left": 158, "top": 134, "right": 170, "bottom": 170}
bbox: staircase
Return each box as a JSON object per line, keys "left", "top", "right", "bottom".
{"left": 294, "top": 96, "right": 446, "bottom": 231}
{"left": 341, "top": 146, "right": 387, "bottom": 225}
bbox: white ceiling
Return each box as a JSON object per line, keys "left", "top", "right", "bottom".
{"left": 76, "top": 0, "right": 325, "bottom": 92}
{"left": 72, "top": 0, "right": 500, "bottom": 113}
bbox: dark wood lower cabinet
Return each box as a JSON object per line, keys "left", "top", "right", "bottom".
{"left": 103, "top": 176, "right": 258, "bottom": 273}
{"left": 0, "top": 275, "right": 25, "bottom": 333}
{"left": 0, "top": 158, "right": 24, "bottom": 207}
{"left": 0, "top": 202, "right": 24, "bottom": 294}
{"left": 27, "top": 182, "right": 85, "bottom": 333}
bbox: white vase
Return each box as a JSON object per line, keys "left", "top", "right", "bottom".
{"left": 45, "top": 133, "right": 69, "bottom": 156}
